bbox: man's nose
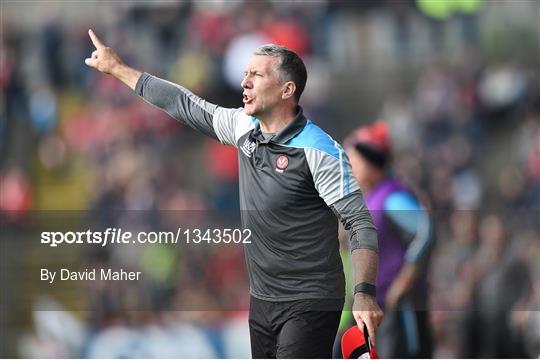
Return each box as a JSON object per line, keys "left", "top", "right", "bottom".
{"left": 241, "top": 76, "right": 252, "bottom": 89}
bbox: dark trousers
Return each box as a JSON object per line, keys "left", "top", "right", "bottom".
{"left": 249, "top": 296, "right": 344, "bottom": 359}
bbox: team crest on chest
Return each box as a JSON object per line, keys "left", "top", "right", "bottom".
{"left": 275, "top": 155, "right": 289, "bottom": 173}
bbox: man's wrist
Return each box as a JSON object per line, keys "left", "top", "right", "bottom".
{"left": 111, "top": 62, "right": 128, "bottom": 78}
{"left": 113, "top": 64, "right": 142, "bottom": 91}
{"left": 354, "top": 282, "right": 377, "bottom": 297}
{"left": 354, "top": 293, "right": 375, "bottom": 302}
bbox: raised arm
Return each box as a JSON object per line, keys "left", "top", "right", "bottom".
{"left": 84, "top": 29, "right": 142, "bottom": 90}
{"left": 84, "top": 29, "right": 253, "bottom": 144}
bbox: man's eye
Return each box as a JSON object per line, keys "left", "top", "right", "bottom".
{"left": 255, "top": 73, "right": 263, "bottom": 77}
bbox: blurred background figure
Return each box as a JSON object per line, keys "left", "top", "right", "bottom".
{"left": 1, "top": 0, "right": 539, "bottom": 358}
{"left": 459, "top": 214, "right": 533, "bottom": 358}
{"left": 343, "top": 122, "right": 434, "bottom": 358}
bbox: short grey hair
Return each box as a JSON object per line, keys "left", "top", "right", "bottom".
{"left": 253, "top": 44, "right": 307, "bottom": 102}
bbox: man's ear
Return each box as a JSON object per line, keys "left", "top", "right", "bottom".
{"left": 282, "top": 81, "right": 296, "bottom": 100}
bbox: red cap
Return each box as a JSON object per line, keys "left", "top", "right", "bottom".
{"left": 343, "top": 121, "right": 390, "bottom": 154}
{"left": 341, "top": 325, "right": 380, "bottom": 359}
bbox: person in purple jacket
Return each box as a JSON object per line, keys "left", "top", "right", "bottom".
{"left": 344, "top": 122, "right": 434, "bottom": 358}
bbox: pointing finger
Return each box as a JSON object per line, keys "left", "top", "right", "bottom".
{"left": 88, "top": 29, "right": 105, "bottom": 49}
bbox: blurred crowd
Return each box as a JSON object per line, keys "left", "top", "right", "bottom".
{"left": 1, "top": 0, "right": 539, "bottom": 358}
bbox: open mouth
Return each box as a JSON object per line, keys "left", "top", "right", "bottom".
{"left": 243, "top": 93, "right": 253, "bottom": 104}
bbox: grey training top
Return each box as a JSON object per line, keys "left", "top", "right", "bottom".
{"left": 135, "top": 73, "right": 377, "bottom": 301}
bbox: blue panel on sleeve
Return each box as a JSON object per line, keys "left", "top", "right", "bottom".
{"left": 286, "top": 120, "right": 354, "bottom": 195}
{"left": 385, "top": 190, "right": 433, "bottom": 263}
{"left": 385, "top": 191, "right": 421, "bottom": 211}
{"left": 286, "top": 120, "right": 340, "bottom": 160}
{"left": 384, "top": 191, "right": 421, "bottom": 234}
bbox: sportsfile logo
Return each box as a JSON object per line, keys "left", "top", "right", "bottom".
{"left": 240, "top": 137, "right": 256, "bottom": 157}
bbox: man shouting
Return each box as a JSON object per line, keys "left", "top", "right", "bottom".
{"left": 85, "top": 29, "right": 383, "bottom": 358}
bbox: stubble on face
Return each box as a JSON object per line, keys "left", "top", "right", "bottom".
{"left": 241, "top": 55, "right": 283, "bottom": 117}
